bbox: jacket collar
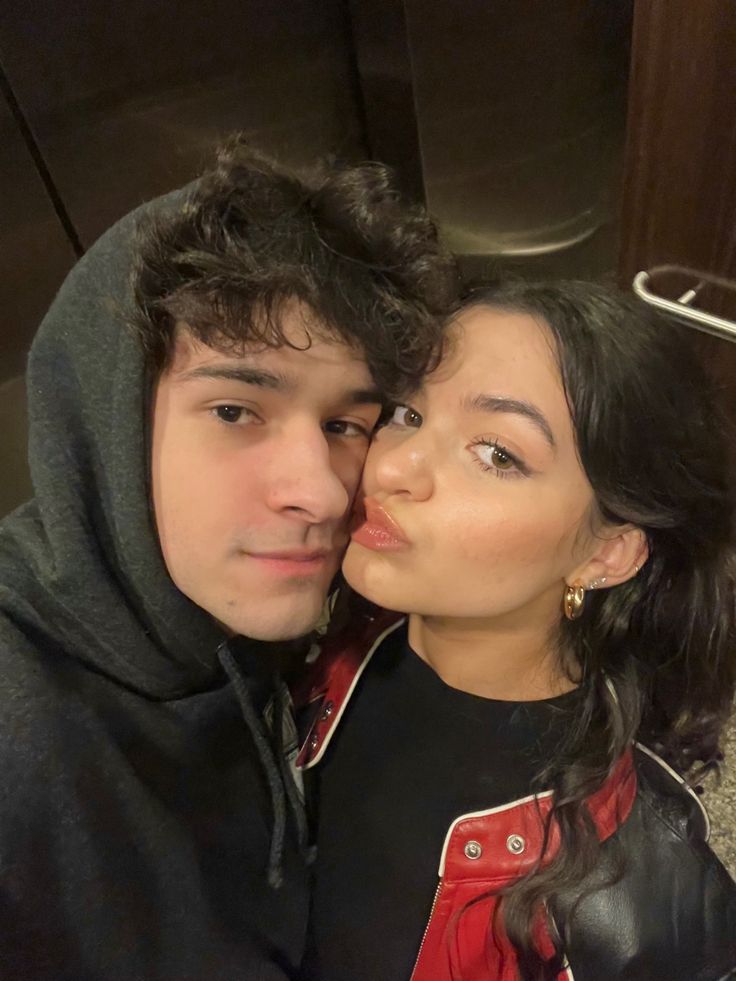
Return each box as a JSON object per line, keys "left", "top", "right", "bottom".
{"left": 295, "top": 610, "right": 636, "bottom": 855}
{"left": 295, "top": 609, "right": 404, "bottom": 768}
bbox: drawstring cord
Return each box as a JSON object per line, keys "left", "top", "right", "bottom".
{"left": 218, "top": 642, "right": 287, "bottom": 889}
{"left": 270, "top": 682, "right": 310, "bottom": 855}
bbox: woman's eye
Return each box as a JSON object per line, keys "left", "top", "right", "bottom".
{"left": 212, "top": 405, "right": 255, "bottom": 425}
{"left": 489, "top": 446, "right": 514, "bottom": 470}
{"left": 473, "top": 440, "right": 527, "bottom": 478}
{"left": 389, "top": 404, "right": 423, "bottom": 428}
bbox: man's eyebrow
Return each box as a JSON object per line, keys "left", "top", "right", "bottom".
{"left": 178, "top": 365, "right": 292, "bottom": 389}
{"left": 176, "top": 364, "right": 382, "bottom": 406}
{"left": 344, "top": 387, "right": 383, "bottom": 406}
{"left": 462, "top": 393, "right": 556, "bottom": 449}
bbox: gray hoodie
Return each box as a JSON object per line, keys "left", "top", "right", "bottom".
{"left": 0, "top": 191, "right": 309, "bottom": 980}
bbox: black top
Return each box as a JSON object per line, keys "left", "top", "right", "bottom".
{"left": 304, "top": 623, "right": 579, "bottom": 981}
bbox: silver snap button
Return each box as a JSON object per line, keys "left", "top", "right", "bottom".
{"left": 463, "top": 840, "right": 482, "bottom": 860}
{"left": 319, "top": 701, "right": 334, "bottom": 722}
{"left": 506, "top": 834, "right": 525, "bottom": 855}
{"left": 309, "top": 733, "right": 320, "bottom": 749}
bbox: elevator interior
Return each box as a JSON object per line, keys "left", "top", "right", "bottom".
{"left": 3, "top": 0, "right": 733, "bottom": 518}
{"left": 2, "top": 0, "right": 736, "bottom": 881}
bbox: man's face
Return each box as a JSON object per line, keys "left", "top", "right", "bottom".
{"left": 151, "top": 304, "right": 381, "bottom": 640}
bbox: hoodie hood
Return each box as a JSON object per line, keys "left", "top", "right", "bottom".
{"left": 0, "top": 187, "right": 227, "bottom": 697}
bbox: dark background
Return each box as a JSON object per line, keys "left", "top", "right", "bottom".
{"left": 1, "top": 0, "right": 735, "bottom": 516}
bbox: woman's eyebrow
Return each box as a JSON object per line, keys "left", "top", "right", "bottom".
{"left": 462, "top": 393, "right": 556, "bottom": 449}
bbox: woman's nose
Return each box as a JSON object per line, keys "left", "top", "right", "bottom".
{"left": 369, "top": 431, "right": 434, "bottom": 502}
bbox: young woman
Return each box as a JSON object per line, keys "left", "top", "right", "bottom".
{"left": 295, "top": 281, "right": 736, "bottom": 981}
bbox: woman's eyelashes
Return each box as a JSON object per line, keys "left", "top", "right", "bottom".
{"left": 381, "top": 404, "right": 531, "bottom": 480}
{"left": 380, "top": 403, "right": 423, "bottom": 429}
{"left": 470, "top": 437, "right": 530, "bottom": 480}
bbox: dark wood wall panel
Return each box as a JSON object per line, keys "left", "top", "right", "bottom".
{"left": 0, "top": 93, "right": 76, "bottom": 382}
{"left": 618, "top": 0, "right": 736, "bottom": 422}
{"left": 619, "top": 0, "right": 736, "bottom": 288}
{"left": 0, "top": 0, "right": 365, "bottom": 250}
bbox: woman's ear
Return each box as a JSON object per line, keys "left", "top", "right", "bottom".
{"left": 566, "top": 525, "right": 649, "bottom": 591}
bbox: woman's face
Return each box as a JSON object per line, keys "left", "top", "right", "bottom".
{"left": 344, "top": 304, "right": 601, "bottom": 628}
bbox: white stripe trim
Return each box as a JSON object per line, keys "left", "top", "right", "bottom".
{"left": 603, "top": 681, "right": 710, "bottom": 841}
{"left": 437, "top": 788, "right": 555, "bottom": 876}
{"left": 634, "top": 741, "right": 711, "bottom": 841}
{"left": 302, "top": 617, "right": 406, "bottom": 769}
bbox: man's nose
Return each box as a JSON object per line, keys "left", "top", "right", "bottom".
{"left": 265, "top": 426, "right": 350, "bottom": 523}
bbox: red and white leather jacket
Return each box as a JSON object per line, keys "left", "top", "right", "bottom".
{"left": 295, "top": 610, "right": 736, "bottom": 981}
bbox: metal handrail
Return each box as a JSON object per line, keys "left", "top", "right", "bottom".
{"left": 632, "top": 265, "right": 736, "bottom": 342}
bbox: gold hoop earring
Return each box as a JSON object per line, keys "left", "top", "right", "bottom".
{"left": 563, "top": 581, "right": 586, "bottom": 621}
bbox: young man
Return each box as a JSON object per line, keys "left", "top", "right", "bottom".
{"left": 0, "top": 140, "right": 456, "bottom": 980}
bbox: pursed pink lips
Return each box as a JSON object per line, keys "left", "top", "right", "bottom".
{"left": 350, "top": 499, "right": 410, "bottom": 551}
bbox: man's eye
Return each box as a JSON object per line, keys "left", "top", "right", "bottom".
{"left": 212, "top": 405, "right": 255, "bottom": 424}
{"left": 324, "top": 420, "right": 369, "bottom": 438}
{"left": 389, "top": 404, "right": 423, "bottom": 428}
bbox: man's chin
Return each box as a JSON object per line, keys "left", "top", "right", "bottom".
{"left": 213, "top": 599, "right": 324, "bottom": 642}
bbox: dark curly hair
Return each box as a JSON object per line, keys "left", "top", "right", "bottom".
{"left": 458, "top": 280, "right": 736, "bottom": 980}
{"left": 131, "top": 135, "right": 458, "bottom": 400}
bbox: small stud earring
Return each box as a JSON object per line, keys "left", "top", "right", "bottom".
{"left": 588, "top": 576, "right": 607, "bottom": 590}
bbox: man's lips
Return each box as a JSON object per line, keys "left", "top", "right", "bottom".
{"left": 350, "top": 498, "right": 410, "bottom": 551}
{"left": 250, "top": 549, "right": 331, "bottom": 561}
{"left": 246, "top": 548, "right": 334, "bottom": 576}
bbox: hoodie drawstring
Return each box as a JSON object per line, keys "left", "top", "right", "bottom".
{"left": 270, "top": 682, "right": 310, "bottom": 855}
{"left": 218, "top": 643, "right": 289, "bottom": 889}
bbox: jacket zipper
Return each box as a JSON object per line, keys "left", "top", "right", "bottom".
{"left": 410, "top": 878, "right": 443, "bottom": 979}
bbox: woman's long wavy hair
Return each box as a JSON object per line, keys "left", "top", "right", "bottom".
{"left": 458, "top": 281, "right": 736, "bottom": 980}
